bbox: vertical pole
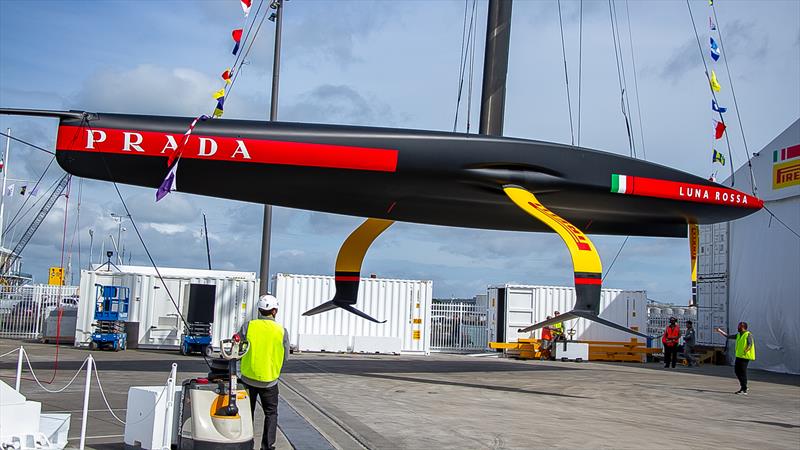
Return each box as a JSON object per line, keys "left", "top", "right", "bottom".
{"left": 0, "top": 128, "right": 10, "bottom": 248}
{"left": 162, "top": 363, "right": 178, "bottom": 449}
{"left": 479, "top": 0, "right": 513, "bottom": 136}
{"left": 79, "top": 355, "right": 93, "bottom": 450}
{"left": 15, "top": 346, "right": 23, "bottom": 391}
{"left": 203, "top": 213, "right": 212, "bottom": 270}
{"left": 260, "top": 0, "right": 284, "bottom": 295}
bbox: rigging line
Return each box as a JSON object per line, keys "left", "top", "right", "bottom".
{"left": 608, "top": 0, "right": 636, "bottom": 159}
{"left": 3, "top": 153, "right": 56, "bottom": 233}
{"left": 227, "top": 0, "right": 270, "bottom": 105}
{"left": 685, "top": 0, "right": 735, "bottom": 185}
{"left": 624, "top": 0, "right": 647, "bottom": 160}
{"left": 711, "top": 5, "right": 757, "bottom": 196}
{"left": 228, "top": 0, "right": 266, "bottom": 74}
{"left": 453, "top": 0, "right": 470, "bottom": 132}
{"left": 0, "top": 132, "right": 55, "bottom": 155}
{"left": 577, "top": 0, "right": 583, "bottom": 146}
{"left": 557, "top": 0, "right": 576, "bottom": 146}
{"left": 602, "top": 235, "right": 630, "bottom": 282}
{"left": 466, "top": 0, "right": 478, "bottom": 133}
{"left": 77, "top": 113, "right": 212, "bottom": 371}
{"left": 3, "top": 176, "right": 61, "bottom": 236}
{"left": 612, "top": 0, "right": 637, "bottom": 159}
{"left": 762, "top": 205, "right": 800, "bottom": 240}
{"left": 68, "top": 178, "right": 83, "bottom": 284}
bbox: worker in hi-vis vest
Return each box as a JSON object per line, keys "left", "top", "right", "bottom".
{"left": 716, "top": 322, "right": 755, "bottom": 396}
{"left": 239, "top": 294, "right": 290, "bottom": 450}
{"left": 551, "top": 311, "right": 565, "bottom": 341}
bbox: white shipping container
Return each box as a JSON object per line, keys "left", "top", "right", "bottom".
{"left": 272, "top": 273, "right": 432, "bottom": 354}
{"left": 76, "top": 266, "right": 258, "bottom": 350}
{"left": 698, "top": 223, "right": 729, "bottom": 277}
{"left": 487, "top": 284, "right": 647, "bottom": 343}
{"left": 695, "top": 279, "right": 728, "bottom": 347}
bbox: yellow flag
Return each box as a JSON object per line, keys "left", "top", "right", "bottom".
{"left": 213, "top": 107, "right": 224, "bottom": 118}
{"left": 710, "top": 70, "right": 722, "bottom": 92}
{"left": 212, "top": 88, "right": 226, "bottom": 100}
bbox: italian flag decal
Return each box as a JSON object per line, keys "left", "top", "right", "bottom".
{"left": 610, "top": 174, "right": 763, "bottom": 209}
{"left": 611, "top": 174, "right": 632, "bottom": 194}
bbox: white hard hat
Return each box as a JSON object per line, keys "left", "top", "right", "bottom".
{"left": 258, "top": 294, "right": 279, "bottom": 311}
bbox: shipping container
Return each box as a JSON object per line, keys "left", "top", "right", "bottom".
{"left": 695, "top": 278, "right": 728, "bottom": 347}
{"left": 486, "top": 284, "right": 647, "bottom": 343}
{"left": 272, "top": 273, "right": 432, "bottom": 355}
{"left": 76, "top": 266, "right": 258, "bottom": 350}
{"left": 698, "top": 223, "right": 729, "bottom": 277}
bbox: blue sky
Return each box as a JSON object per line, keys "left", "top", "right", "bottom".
{"left": 0, "top": 0, "right": 798, "bottom": 303}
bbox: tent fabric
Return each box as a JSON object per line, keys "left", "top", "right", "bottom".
{"left": 725, "top": 118, "right": 799, "bottom": 374}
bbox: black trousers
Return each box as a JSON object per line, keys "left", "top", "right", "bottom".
{"left": 663, "top": 345, "right": 678, "bottom": 368}
{"left": 245, "top": 382, "right": 279, "bottom": 450}
{"left": 734, "top": 357, "right": 750, "bottom": 392}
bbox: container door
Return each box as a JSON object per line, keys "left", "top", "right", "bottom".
{"left": 143, "top": 278, "right": 183, "bottom": 347}
{"left": 505, "top": 288, "right": 534, "bottom": 342}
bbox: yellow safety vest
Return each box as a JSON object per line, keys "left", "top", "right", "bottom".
{"left": 552, "top": 322, "right": 564, "bottom": 336}
{"left": 735, "top": 331, "right": 755, "bottom": 361}
{"left": 241, "top": 320, "right": 285, "bottom": 383}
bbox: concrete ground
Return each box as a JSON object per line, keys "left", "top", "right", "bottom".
{"left": 1, "top": 339, "right": 798, "bottom": 450}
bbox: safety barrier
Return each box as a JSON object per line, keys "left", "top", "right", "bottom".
{"left": 430, "top": 303, "right": 489, "bottom": 352}
{"left": 1, "top": 346, "right": 177, "bottom": 450}
{"left": 0, "top": 284, "right": 79, "bottom": 339}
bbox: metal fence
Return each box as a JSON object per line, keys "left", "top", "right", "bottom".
{"left": 430, "top": 303, "right": 489, "bottom": 352}
{"left": 0, "top": 284, "right": 79, "bottom": 339}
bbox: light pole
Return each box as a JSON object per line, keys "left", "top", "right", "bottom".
{"left": 88, "top": 228, "right": 94, "bottom": 268}
{"left": 259, "top": 0, "right": 284, "bottom": 295}
{"left": 110, "top": 213, "right": 129, "bottom": 265}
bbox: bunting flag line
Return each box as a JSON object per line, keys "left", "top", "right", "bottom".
{"left": 241, "top": 0, "right": 252, "bottom": 17}
{"left": 30, "top": 185, "right": 39, "bottom": 197}
{"left": 0, "top": 159, "right": 4, "bottom": 173}
{"left": 709, "top": 16, "right": 717, "bottom": 31}
{"left": 710, "top": 70, "right": 722, "bottom": 92}
{"left": 222, "top": 68, "right": 232, "bottom": 84}
{"left": 232, "top": 29, "right": 243, "bottom": 55}
{"left": 712, "top": 99, "right": 727, "bottom": 113}
{"left": 714, "top": 120, "right": 727, "bottom": 139}
{"left": 5, "top": 183, "right": 14, "bottom": 197}
{"left": 156, "top": 160, "right": 179, "bottom": 202}
{"left": 710, "top": 37, "right": 720, "bottom": 61}
{"left": 19, "top": 185, "right": 27, "bottom": 196}
{"left": 709, "top": 0, "right": 714, "bottom": 5}
{"left": 166, "top": 115, "right": 210, "bottom": 167}
{"left": 712, "top": 149, "right": 726, "bottom": 165}
{"left": 212, "top": 88, "right": 225, "bottom": 100}
{"left": 214, "top": 97, "right": 225, "bottom": 118}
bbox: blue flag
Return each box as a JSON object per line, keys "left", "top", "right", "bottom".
{"left": 712, "top": 99, "right": 727, "bottom": 113}
{"left": 710, "top": 37, "right": 720, "bottom": 61}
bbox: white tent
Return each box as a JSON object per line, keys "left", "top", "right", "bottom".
{"left": 724, "top": 119, "right": 799, "bottom": 374}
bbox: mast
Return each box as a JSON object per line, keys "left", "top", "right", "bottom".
{"left": 479, "top": 0, "right": 513, "bottom": 137}
{"left": 0, "top": 128, "right": 10, "bottom": 249}
{"left": 259, "top": 0, "right": 284, "bottom": 295}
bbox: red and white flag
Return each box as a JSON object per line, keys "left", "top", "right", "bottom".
{"left": 241, "top": 0, "right": 252, "bottom": 17}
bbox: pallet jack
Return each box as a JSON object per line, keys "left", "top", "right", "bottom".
{"left": 89, "top": 284, "right": 129, "bottom": 351}
{"left": 177, "top": 334, "right": 253, "bottom": 450}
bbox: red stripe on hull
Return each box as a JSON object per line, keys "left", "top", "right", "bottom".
{"left": 56, "top": 125, "right": 398, "bottom": 172}
{"left": 615, "top": 174, "right": 762, "bottom": 209}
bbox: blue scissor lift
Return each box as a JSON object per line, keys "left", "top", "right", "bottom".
{"left": 90, "top": 285, "right": 129, "bottom": 351}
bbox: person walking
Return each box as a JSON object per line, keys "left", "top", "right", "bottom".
{"left": 239, "top": 294, "right": 290, "bottom": 450}
{"left": 716, "top": 323, "right": 755, "bottom": 395}
{"left": 683, "top": 320, "right": 697, "bottom": 367}
{"left": 662, "top": 317, "right": 680, "bottom": 368}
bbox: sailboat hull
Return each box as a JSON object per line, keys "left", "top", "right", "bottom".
{"left": 50, "top": 112, "right": 762, "bottom": 238}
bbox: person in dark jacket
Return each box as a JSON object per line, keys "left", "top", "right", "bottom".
{"left": 683, "top": 320, "right": 697, "bottom": 367}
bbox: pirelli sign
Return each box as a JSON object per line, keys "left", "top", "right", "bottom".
{"left": 773, "top": 144, "right": 800, "bottom": 190}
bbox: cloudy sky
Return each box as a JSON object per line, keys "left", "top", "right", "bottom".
{"left": 0, "top": 0, "right": 797, "bottom": 303}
